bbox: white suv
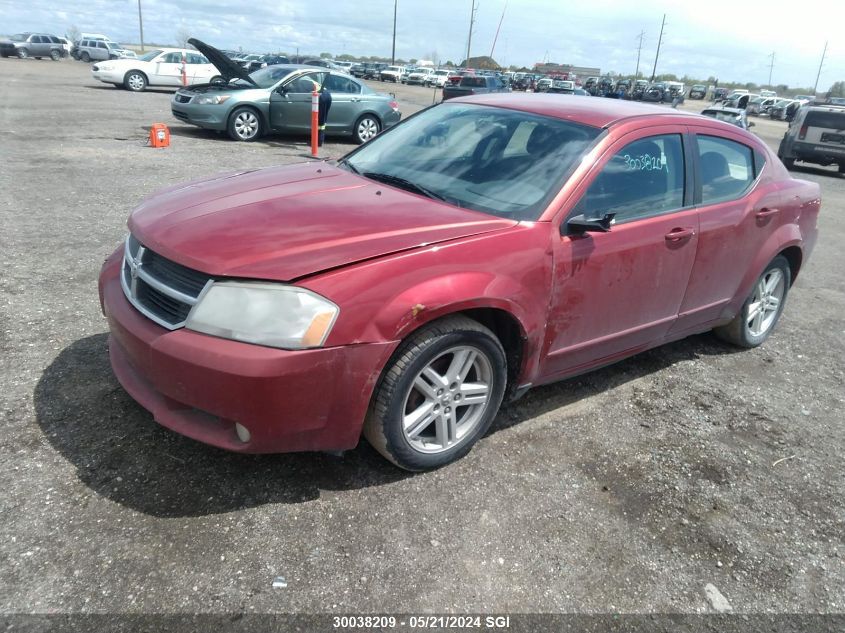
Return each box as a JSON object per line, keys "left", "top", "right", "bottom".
{"left": 778, "top": 104, "right": 845, "bottom": 173}
{"left": 379, "top": 65, "right": 405, "bottom": 83}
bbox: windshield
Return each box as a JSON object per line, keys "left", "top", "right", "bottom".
{"left": 342, "top": 103, "right": 600, "bottom": 220}
{"left": 138, "top": 49, "right": 163, "bottom": 62}
{"left": 11, "top": 34, "right": 27, "bottom": 42}
{"left": 702, "top": 110, "right": 741, "bottom": 125}
{"left": 244, "top": 65, "right": 294, "bottom": 88}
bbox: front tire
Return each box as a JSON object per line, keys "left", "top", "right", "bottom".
{"left": 80, "top": 51, "right": 90, "bottom": 63}
{"left": 227, "top": 107, "right": 263, "bottom": 142}
{"left": 715, "top": 256, "right": 790, "bottom": 348}
{"left": 124, "top": 71, "right": 147, "bottom": 92}
{"left": 363, "top": 316, "right": 507, "bottom": 471}
{"left": 353, "top": 114, "right": 380, "bottom": 144}
{"left": 50, "top": 50, "right": 61, "bottom": 61}
{"left": 17, "top": 48, "right": 29, "bottom": 59}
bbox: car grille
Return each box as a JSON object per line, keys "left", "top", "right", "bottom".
{"left": 121, "top": 235, "right": 213, "bottom": 330}
{"left": 175, "top": 94, "right": 192, "bottom": 104}
{"left": 171, "top": 109, "right": 189, "bottom": 121}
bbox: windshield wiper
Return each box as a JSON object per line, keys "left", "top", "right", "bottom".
{"left": 362, "top": 172, "right": 448, "bottom": 203}
{"left": 338, "top": 158, "right": 360, "bottom": 175}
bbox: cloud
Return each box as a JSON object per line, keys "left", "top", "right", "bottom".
{"left": 1, "top": 0, "right": 842, "bottom": 88}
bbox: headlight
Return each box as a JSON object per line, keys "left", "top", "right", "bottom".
{"left": 185, "top": 281, "right": 339, "bottom": 349}
{"left": 194, "top": 94, "right": 231, "bottom": 105}
{"left": 97, "top": 64, "right": 114, "bottom": 71}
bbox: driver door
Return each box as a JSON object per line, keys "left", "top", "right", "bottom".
{"left": 269, "top": 71, "right": 327, "bottom": 133}
{"left": 541, "top": 128, "right": 699, "bottom": 379}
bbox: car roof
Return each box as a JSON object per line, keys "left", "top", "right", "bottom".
{"left": 450, "top": 93, "right": 705, "bottom": 128}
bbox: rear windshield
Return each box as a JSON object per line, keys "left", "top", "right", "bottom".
{"left": 804, "top": 111, "right": 845, "bottom": 130}
{"left": 461, "top": 77, "right": 487, "bottom": 87}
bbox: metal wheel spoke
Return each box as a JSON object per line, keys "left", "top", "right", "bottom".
{"left": 435, "top": 409, "right": 457, "bottom": 448}
{"left": 446, "top": 349, "right": 476, "bottom": 384}
{"left": 459, "top": 381, "right": 489, "bottom": 406}
{"left": 765, "top": 271, "right": 781, "bottom": 294}
{"left": 766, "top": 295, "right": 780, "bottom": 311}
{"left": 422, "top": 366, "right": 448, "bottom": 389}
{"left": 404, "top": 401, "right": 436, "bottom": 438}
{"left": 413, "top": 375, "right": 438, "bottom": 400}
{"left": 747, "top": 301, "right": 763, "bottom": 324}
{"left": 752, "top": 308, "right": 765, "bottom": 334}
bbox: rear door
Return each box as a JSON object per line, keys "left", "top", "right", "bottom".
{"left": 152, "top": 52, "right": 184, "bottom": 86}
{"left": 671, "top": 128, "right": 780, "bottom": 333}
{"left": 322, "top": 73, "right": 361, "bottom": 132}
{"left": 543, "top": 128, "right": 698, "bottom": 378}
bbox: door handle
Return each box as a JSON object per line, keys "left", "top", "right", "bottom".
{"left": 351, "top": 98, "right": 361, "bottom": 102}
{"left": 755, "top": 207, "right": 780, "bottom": 218}
{"left": 665, "top": 227, "right": 695, "bottom": 242}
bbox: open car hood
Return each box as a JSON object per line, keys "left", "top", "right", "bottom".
{"left": 187, "top": 37, "right": 257, "bottom": 87}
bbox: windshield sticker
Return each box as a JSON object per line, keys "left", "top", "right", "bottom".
{"left": 622, "top": 153, "right": 669, "bottom": 172}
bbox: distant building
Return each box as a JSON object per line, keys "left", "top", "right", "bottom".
{"left": 533, "top": 62, "right": 601, "bottom": 78}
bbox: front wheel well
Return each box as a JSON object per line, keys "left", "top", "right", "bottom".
{"left": 458, "top": 308, "right": 526, "bottom": 400}
{"left": 778, "top": 246, "right": 803, "bottom": 285}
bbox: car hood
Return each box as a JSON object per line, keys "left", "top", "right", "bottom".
{"left": 188, "top": 37, "right": 257, "bottom": 87}
{"left": 128, "top": 163, "right": 516, "bottom": 281}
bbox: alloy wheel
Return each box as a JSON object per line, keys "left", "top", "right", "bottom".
{"left": 746, "top": 268, "right": 785, "bottom": 337}
{"left": 357, "top": 118, "right": 379, "bottom": 142}
{"left": 234, "top": 111, "right": 259, "bottom": 140}
{"left": 401, "top": 345, "right": 493, "bottom": 454}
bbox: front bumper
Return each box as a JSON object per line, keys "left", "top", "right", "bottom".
{"left": 91, "top": 68, "right": 125, "bottom": 83}
{"left": 99, "top": 249, "right": 397, "bottom": 453}
{"left": 170, "top": 101, "right": 230, "bottom": 130}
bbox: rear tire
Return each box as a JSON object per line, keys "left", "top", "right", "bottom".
{"left": 714, "top": 256, "right": 790, "bottom": 348}
{"left": 363, "top": 316, "right": 507, "bottom": 471}
{"left": 353, "top": 114, "right": 381, "bottom": 144}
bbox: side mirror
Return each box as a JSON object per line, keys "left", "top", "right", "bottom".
{"left": 565, "top": 213, "right": 615, "bottom": 235}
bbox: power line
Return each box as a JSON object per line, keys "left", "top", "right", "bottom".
{"left": 650, "top": 14, "right": 666, "bottom": 82}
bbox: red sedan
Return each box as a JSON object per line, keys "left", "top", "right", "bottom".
{"left": 99, "top": 95, "right": 820, "bottom": 471}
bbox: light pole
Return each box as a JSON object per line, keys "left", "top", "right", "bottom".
{"left": 137, "top": 0, "right": 145, "bottom": 51}
{"left": 391, "top": 0, "right": 397, "bottom": 65}
{"left": 650, "top": 14, "right": 666, "bottom": 82}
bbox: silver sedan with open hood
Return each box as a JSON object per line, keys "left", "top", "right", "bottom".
{"left": 171, "top": 38, "right": 401, "bottom": 143}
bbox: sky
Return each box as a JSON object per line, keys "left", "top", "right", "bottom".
{"left": 1, "top": 0, "right": 842, "bottom": 89}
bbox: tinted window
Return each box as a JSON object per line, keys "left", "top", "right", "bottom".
{"left": 324, "top": 74, "right": 360, "bottom": 94}
{"left": 162, "top": 52, "right": 182, "bottom": 63}
{"left": 98, "top": 41, "right": 108, "bottom": 49}
{"left": 186, "top": 53, "right": 207, "bottom": 64}
{"left": 580, "top": 134, "right": 685, "bottom": 222}
{"left": 803, "top": 111, "right": 845, "bottom": 130}
{"left": 462, "top": 77, "right": 487, "bottom": 88}
{"left": 49, "top": 36, "right": 60, "bottom": 43}
{"left": 697, "top": 135, "right": 755, "bottom": 204}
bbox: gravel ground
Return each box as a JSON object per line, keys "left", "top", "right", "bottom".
{"left": 1, "top": 58, "right": 843, "bottom": 619}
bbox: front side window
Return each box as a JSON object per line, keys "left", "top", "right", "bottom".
{"left": 697, "top": 135, "right": 755, "bottom": 204}
{"left": 579, "top": 134, "right": 685, "bottom": 222}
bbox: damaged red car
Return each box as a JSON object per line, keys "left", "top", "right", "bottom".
{"left": 99, "top": 95, "right": 820, "bottom": 471}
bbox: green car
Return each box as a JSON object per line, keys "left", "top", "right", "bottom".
{"left": 171, "top": 38, "right": 402, "bottom": 143}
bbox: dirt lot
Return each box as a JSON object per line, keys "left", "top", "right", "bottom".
{"left": 1, "top": 58, "right": 843, "bottom": 620}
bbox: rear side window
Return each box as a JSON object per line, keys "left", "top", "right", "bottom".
{"left": 579, "top": 134, "right": 686, "bottom": 222}
{"left": 324, "top": 74, "right": 360, "bottom": 94}
{"left": 696, "top": 135, "right": 755, "bottom": 204}
{"left": 803, "top": 111, "right": 845, "bottom": 130}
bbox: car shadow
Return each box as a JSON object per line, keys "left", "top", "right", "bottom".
{"left": 84, "top": 84, "right": 176, "bottom": 95}
{"left": 34, "top": 332, "right": 739, "bottom": 518}
{"left": 787, "top": 163, "right": 843, "bottom": 179}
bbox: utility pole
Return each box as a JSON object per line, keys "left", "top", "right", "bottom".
{"left": 137, "top": 0, "right": 145, "bottom": 51}
{"left": 391, "top": 0, "right": 397, "bottom": 65}
{"left": 813, "top": 40, "right": 827, "bottom": 95}
{"left": 635, "top": 30, "right": 645, "bottom": 79}
{"left": 767, "top": 52, "right": 775, "bottom": 86}
{"left": 650, "top": 14, "right": 665, "bottom": 82}
{"left": 465, "top": 0, "right": 477, "bottom": 66}
{"left": 490, "top": 1, "right": 507, "bottom": 59}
